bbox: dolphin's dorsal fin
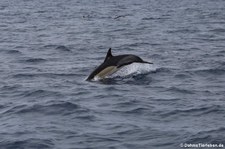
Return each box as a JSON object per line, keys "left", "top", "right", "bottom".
{"left": 104, "top": 48, "right": 113, "bottom": 62}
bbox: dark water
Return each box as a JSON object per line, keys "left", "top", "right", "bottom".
{"left": 1, "top": 0, "right": 225, "bottom": 148}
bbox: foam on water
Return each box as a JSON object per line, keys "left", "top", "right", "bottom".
{"left": 111, "top": 63, "right": 156, "bottom": 78}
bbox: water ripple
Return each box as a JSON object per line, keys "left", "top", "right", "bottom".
{"left": 20, "top": 58, "right": 47, "bottom": 63}
{"left": 2, "top": 101, "right": 90, "bottom": 116}
{"left": 0, "top": 139, "right": 54, "bottom": 149}
{"left": 12, "top": 73, "right": 79, "bottom": 79}
{"left": 186, "top": 127, "right": 225, "bottom": 144}
{"left": 161, "top": 105, "right": 224, "bottom": 118}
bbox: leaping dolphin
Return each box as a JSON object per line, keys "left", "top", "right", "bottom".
{"left": 86, "top": 48, "right": 152, "bottom": 81}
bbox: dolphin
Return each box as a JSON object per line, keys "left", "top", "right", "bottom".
{"left": 86, "top": 48, "right": 152, "bottom": 81}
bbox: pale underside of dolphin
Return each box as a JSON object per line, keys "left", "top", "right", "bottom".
{"left": 86, "top": 48, "right": 153, "bottom": 81}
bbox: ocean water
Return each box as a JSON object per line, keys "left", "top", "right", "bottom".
{"left": 1, "top": 0, "right": 225, "bottom": 148}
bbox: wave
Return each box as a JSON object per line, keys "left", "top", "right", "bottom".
{"left": 174, "top": 73, "right": 191, "bottom": 79}
{"left": 122, "top": 107, "right": 150, "bottom": 114}
{"left": 5, "top": 50, "right": 22, "bottom": 55}
{"left": 1, "top": 84, "right": 22, "bottom": 91}
{"left": 166, "top": 86, "right": 194, "bottom": 94}
{"left": 191, "top": 68, "right": 225, "bottom": 75}
{"left": 42, "top": 45, "right": 71, "bottom": 52}
{"left": 210, "top": 28, "right": 225, "bottom": 33}
{"left": 20, "top": 58, "right": 47, "bottom": 63}
{"left": 0, "top": 138, "right": 54, "bottom": 149}
{"left": 12, "top": 73, "right": 79, "bottom": 78}
{"left": 55, "top": 45, "right": 71, "bottom": 52}
{"left": 42, "top": 44, "right": 57, "bottom": 48}
{"left": 161, "top": 105, "right": 224, "bottom": 118}
{"left": 167, "top": 28, "right": 200, "bottom": 34}
{"left": 12, "top": 73, "right": 36, "bottom": 78}
{"left": 142, "top": 17, "right": 167, "bottom": 20}
{"left": 2, "top": 101, "right": 89, "bottom": 116}
{"left": 186, "top": 127, "right": 225, "bottom": 144}
{"left": 21, "top": 89, "right": 62, "bottom": 98}
{"left": 154, "top": 67, "right": 174, "bottom": 73}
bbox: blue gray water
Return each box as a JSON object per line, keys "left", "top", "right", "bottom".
{"left": 1, "top": 0, "right": 225, "bottom": 148}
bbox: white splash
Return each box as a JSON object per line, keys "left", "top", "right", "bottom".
{"left": 93, "top": 76, "right": 102, "bottom": 81}
{"left": 110, "top": 63, "right": 156, "bottom": 78}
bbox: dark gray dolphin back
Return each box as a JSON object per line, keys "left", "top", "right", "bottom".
{"left": 116, "top": 55, "right": 144, "bottom": 68}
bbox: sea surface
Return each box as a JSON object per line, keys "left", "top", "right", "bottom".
{"left": 1, "top": 0, "right": 225, "bottom": 149}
